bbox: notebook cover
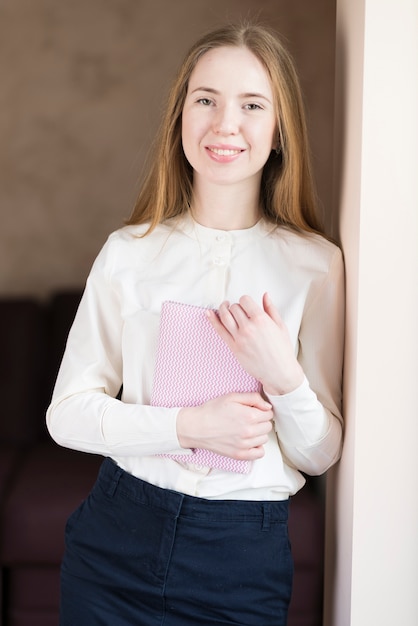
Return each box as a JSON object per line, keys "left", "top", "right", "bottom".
{"left": 151, "top": 301, "right": 262, "bottom": 473}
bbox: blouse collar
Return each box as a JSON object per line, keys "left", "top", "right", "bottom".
{"left": 174, "top": 213, "right": 274, "bottom": 242}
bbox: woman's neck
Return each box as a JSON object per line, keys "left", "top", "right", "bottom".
{"left": 190, "top": 179, "right": 261, "bottom": 231}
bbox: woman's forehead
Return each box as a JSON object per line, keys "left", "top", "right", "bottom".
{"left": 188, "top": 46, "right": 273, "bottom": 97}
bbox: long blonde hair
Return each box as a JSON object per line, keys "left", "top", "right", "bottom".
{"left": 126, "top": 22, "right": 323, "bottom": 235}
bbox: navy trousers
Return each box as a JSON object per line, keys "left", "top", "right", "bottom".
{"left": 60, "top": 458, "right": 293, "bottom": 625}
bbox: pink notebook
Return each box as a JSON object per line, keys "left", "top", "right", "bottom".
{"left": 151, "top": 301, "right": 261, "bottom": 473}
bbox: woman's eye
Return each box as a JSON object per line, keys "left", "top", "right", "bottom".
{"left": 244, "top": 103, "right": 262, "bottom": 111}
{"left": 197, "top": 98, "right": 213, "bottom": 106}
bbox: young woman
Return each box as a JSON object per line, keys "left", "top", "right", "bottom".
{"left": 47, "top": 22, "right": 344, "bottom": 626}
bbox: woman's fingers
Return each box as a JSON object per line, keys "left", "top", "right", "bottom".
{"left": 207, "top": 294, "right": 304, "bottom": 395}
{"left": 262, "top": 292, "right": 284, "bottom": 326}
{"left": 177, "top": 392, "right": 274, "bottom": 459}
{"left": 217, "top": 298, "right": 260, "bottom": 338}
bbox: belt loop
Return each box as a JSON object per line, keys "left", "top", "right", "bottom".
{"left": 107, "top": 466, "right": 124, "bottom": 498}
{"left": 261, "top": 503, "right": 271, "bottom": 532}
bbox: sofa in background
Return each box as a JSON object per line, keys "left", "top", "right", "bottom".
{"left": 0, "top": 291, "right": 325, "bottom": 626}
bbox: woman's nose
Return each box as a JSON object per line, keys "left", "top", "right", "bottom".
{"left": 212, "top": 105, "right": 238, "bottom": 135}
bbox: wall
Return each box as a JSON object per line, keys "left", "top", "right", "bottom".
{"left": 325, "top": 0, "right": 418, "bottom": 623}
{"left": 0, "top": 0, "right": 336, "bottom": 297}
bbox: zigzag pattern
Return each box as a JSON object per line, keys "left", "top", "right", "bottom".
{"left": 151, "top": 301, "right": 261, "bottom": 474}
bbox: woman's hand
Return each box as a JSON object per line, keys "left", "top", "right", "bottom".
{"left": 177, "top": 392, "right": 273, "bottom": 460}
{"left": 207, "top": 293, "right": 304, "bottom": 396}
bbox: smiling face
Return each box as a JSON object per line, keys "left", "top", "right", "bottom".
{"left": 181, "top": 46, "right": 277, "bottom": 192}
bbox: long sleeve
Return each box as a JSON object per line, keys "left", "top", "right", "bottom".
{"left": 46, "top": 234, "right": 185, "bottom": 457}
{"left": 267, "top": 246, "right": 345, "bottom": 475}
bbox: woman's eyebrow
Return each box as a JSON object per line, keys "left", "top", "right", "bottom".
{"left": 190, "top": 86, "right": 272, "bottom": 103}
{"left": 241, "top": 91, "right": 272, "bottom": 103}
{"left": 190, "top": 86, "right": 219, "bottom": 95}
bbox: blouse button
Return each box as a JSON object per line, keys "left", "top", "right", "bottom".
{"left": 213, "top": 256, "right": 226, "bottom": 266}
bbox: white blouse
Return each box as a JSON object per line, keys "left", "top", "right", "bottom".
{"left": 46, "top": 215, "right": 345, "bottom": 500}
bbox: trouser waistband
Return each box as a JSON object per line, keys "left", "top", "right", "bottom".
{"left": 98, "top": 457, "right": 289, "bottom": 526}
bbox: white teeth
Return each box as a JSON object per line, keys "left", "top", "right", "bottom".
{"left": 210, "top": 148, "right": 241, "bottom": 156}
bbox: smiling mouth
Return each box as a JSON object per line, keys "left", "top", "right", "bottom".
{"left": 207, "top": 147, "right": 243, "bottom": 156}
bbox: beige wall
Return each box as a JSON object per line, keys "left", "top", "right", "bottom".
{"left": 0, "top": 0, "right": 336, "bottom": 297}
{"left": 325, "top": 0, "right": 418, "bottom": 624}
